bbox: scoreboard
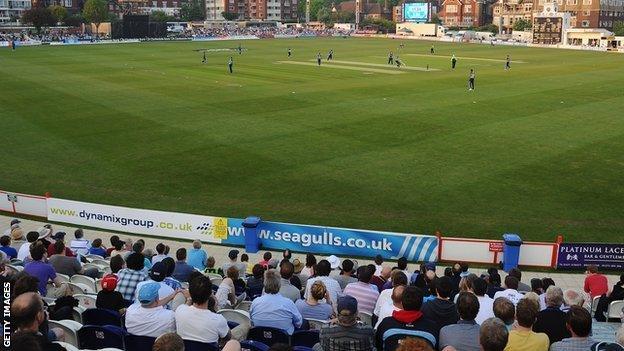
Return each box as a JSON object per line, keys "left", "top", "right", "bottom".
{"left": 533, "top": 17, "right": 563, "bottom": 44}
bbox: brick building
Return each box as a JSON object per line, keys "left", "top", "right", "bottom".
{"left": 533, "top": 0, "right": 624, "bottom": 29}
{"left": 0, "top": 0, "right": 31, "bottom": 24}
{"left": 205, "top": 0, "right": 296, "bottom": 20}
{"left": 492, "top": 0, "right": 533, "bottom": 32}
{"left": 438, "top": 0, "right": 491, "bottom": 27}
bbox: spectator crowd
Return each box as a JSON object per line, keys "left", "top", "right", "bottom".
{"left": 2, "top": 218, "right": 624, "bottom": 351}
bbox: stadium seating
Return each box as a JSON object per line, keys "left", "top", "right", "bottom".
{"left": 305, "top": 319, "right": 329, "bottom": 330}
{"left": 124, "top": 334, "right": 156, "bottom": 351}
{"left": 218, "top": 309, "right": 251, "bottom": 327}
{"left": 293, "top": 347, "right": 315, "bottom": 351}
{"left": 247, "top": 326, "right": 290, "bottom": 346}
{"left": 357, "top": 311, "right": 373, "bottom": 326}
{"left": 292, "top": 330, "right": 320, "bottom": 347}
{"left": 604, "top": 300, "right": 624, "bottom": 321}
{"left": 77, "top": 325, "right": 125, "bottom": 350}
{"left": 74, "top": 294, "right": 97, "bottom": 310}
{"left": 70, "top": 275, "right": 98, "bottom": 293}
{"left": 82, "top": 308, "right": 122, "bottom": 327}
{"left": 48, "top": 319, "right": 82, "bottom": 347}
{"left": 182, "top": 339, "right": 219, "bottom": 351}
{"left": 53, "top": 341, "right": 79, "bottom": 351}
{"left": 240, "top": 340, "right": 270, "bottom": 351}
{"left": 382, "top": 331, "right": 436, "bottom": 351}
{"left": 236, "top": 301, "right": 252, "bottom": 312}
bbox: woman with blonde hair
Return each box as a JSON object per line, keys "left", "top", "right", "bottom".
{"left": 295, "top": 280, "right": 333, "bottom": 320}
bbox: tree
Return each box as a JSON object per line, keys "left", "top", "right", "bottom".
{"left": 362, "top": 17, "right": 395, "bottom": 33}
{"left": 151, "top": 10, "right": 172, "bottom": 22}
{"left": 64, "top": 14, "right": 84, "bottom": 27}
{"left": 82, "top": 0, "right": 108, "bottom": 36}
{"left": 512, "top": 18, "right": 531, "bottom": 32}
{"left": 21, "top": 7, "right": 56, "bottom": 33}
{"left": 221, "top": 11, "right": 238, "bottom": 21}
{"left": 613, "top": 21, "right": 624, "bottom": 36}
{"left": 49, "top": 5, "right": 68, "bottom": 24}
{"left": 478, "top": 23, "right": 499, "bottom": 34}
{"left": 180, "top": 0, "right": 205, "bottom": 21}
{"left": 316, "top": 7, "right": 331, "bottom": 25}
{"left": 331, "top": 10, "right": 354, "bottom": 23}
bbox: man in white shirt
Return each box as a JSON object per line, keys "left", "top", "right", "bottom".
{"left": 473, "top": 277, "right": 494, "bottom": 324}
{"left": 134, "top": 262, "right": 175, "bottom": 304}
{"left": 373, "top": 270, "right": 408, "bottom": 319}
{"left": 125, "top": 283, "right": 176, "bottom": 338}
{"left": 374, "top": 254, "right": 384, "bottom": 276}
{"left": 304, "top": 260, "right": 342, "bottom": 307}
{"left": 375, "top": 285, "right": 404, "bottom": 330}
{"left": 493, "top": 275, "right": 524, "bottom": 306}
{"left": 69, "top": 229, "right": 90, "bottom": 256}
{"left": 152, "top": 243, "right": 169, "bottom": 265}
{"left": 176, "top": 275, "right": 236, "bottom": 343}
{"left": 17, "top": 231, "right": 39, "bottom": 262}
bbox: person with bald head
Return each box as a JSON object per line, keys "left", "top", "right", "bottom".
{"left": 188, "top": 240, "right": 208, "bottom": 271}
{"left": 11, "top": 292, "right": 66, "bottom": 351}
{"left": 375, "top": 285, "right": 405, "bottom": 329}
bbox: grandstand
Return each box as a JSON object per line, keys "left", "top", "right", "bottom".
{"left": 2, "top": 214, "right": 624, "bottom": 351}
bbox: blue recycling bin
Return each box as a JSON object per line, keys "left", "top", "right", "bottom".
{"left": 502, "top": 233, "right": 523, "bottom": 272}
{"left": 243, "top": 216, "right": 262, "bottom": 253}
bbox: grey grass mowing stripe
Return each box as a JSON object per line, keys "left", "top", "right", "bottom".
{"left": 406, "top": 53, "right": 527, "bottom": 63}
{"left": 309, "top": 59, "right": 440, "bottom": 71}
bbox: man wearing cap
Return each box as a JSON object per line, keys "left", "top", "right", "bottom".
{"left": 316, "top": 295, "right": 374, "bottom": 351}
{"left": 222, "top": 249, "right": 246, "bottom": 277}
{"left": 327, "top": 255, "right": 341, "bottom": 278}
{"left": 305, "top": 260, "right": 343, "bottom": 309}
{"left": 134, "top": 261, "right": 175, "bottom": 305}
{"left": 10, "top": 226, "right": 26, "bottom": 251}
{"left": 250, "top": 269, "right": 303, "bottom": 335}
{"left": 96, "top": 274, "right": 127, "bottom": 314}
{"left": 38, "top": 224, "right": 54, "bottom": 247}
{"left": 125, "top": 282, "right": 176, "bottom": 338}
{"left": 375, "top": 286, "right": 438, "bottom": 350}
{"left": 3, "top": 218, "right": 21, "bottom": 236}
{"left": 69, "top": 229, "right": 90, "bottom": 257}
{"left": 343, "top": 265, "right": 379, "bottom": 315}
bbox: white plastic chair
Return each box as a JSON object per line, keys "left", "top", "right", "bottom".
{"left": 86, "top": 254, "right": 105, "bottom": 260}
{"left": 74, "top": 294, "right": 97, "bottom": 310}
{"left": 6, "top": 264, "right": 23, "bottom": 274}
{"left": 236, "top": 300, "right": 252, "bottom": 312}
{"left": 48, "top": 319, "right": 82, "bottom": 347}
{"left": 605, "top": 300, "right": 624, "bottom": 321}
{"left": 57, "top": 273, "right": 70, "bottom": 283}
{"left": 218, "top": 309, "right": 251, "bottom": 327}
{"left": 591, "top": 296, "right": 601, "bottom": 313}
{"left": 211, "top": 277, "right": 223, "bottom": 286}
{"left": 72, "top": 306, "right": 85, "bottom": 324}
{"left": 53, "top": 341, "right": 80, "bottom": 351}
{"left": 206, "top": 273, "right": 223, "bottom": 280}
{"left": 70, "top": 275, "right": 97, "bottom": 293}
{"left": 91, "top": 259, "right": 110, "bottom": 267}
{"left": 95, "top": 278, "right": 103, "bottom": 293}
{"left": 65, "top": 282, "right": 90, "bottom": 295}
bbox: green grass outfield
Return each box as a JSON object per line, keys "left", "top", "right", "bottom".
{"left": 1, "top": 37, "right": 623, "bottom": 242}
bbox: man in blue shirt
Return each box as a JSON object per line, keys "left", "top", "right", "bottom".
{"left": 250, "top": 269, "right": 302, "bottom": 335}
{"left": 187, "top": 240, "right": 208, "bottom": 271}
{"left": 172, "top": 248, "right": 195, "bottom": 282}
{"left": 0, "top": 235, "right": 18, "bottom": 259}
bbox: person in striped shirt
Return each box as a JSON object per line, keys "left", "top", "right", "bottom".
{"left": 343, "top": 265, "right": 379, "bottom": 315}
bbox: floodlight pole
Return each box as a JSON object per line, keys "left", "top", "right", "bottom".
{"left": 355, "top": 0, "right": 360, "bottom": 29}
{"left": 306, "top": 0, "right": 310, "bottom": 24}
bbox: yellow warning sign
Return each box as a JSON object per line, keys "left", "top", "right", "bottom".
{"left": 213, "top": 217, "right": 228, "bottom": 240}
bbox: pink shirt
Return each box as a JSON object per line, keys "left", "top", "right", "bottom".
{"left": 343, "top": 282, "right": 379, "bottom": 315}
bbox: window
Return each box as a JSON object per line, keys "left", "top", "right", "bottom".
{"left": 447, "top": 4, "right": 457, "bottom": 12}
{"left": 566, "top": 0, "right": 577, "bottom": 5}
{"left": 582, "top": 0, "right": 591, "bottom": 4}
{"left": 583, "top": 10, "right": 589, "bottom": 15}
{"left": 464, "top": 4, "right": 472, "bottom": 12}
{"left": 582, "top": 19, "right": 589, "bottom": 26}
